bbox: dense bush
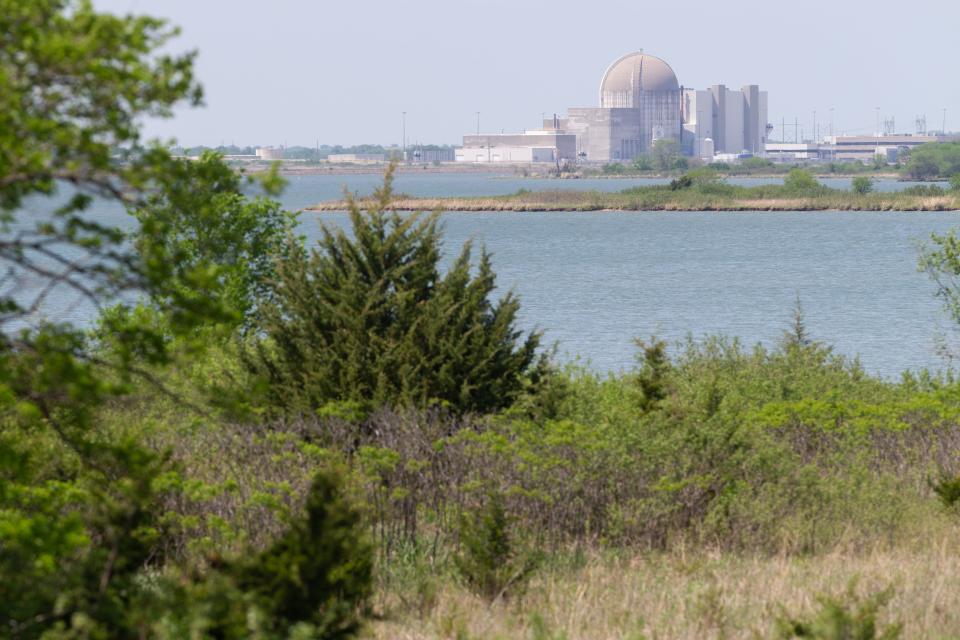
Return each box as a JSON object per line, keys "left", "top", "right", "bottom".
{"left": 225, "top": 330, "right": 954, "bottom": 558}
{"left": 783, "top": 168, "right": 824, "bottom": 194}
{"left": 156, "top": 470, "right": 372, "bottom": 640}
{"left": 246, "top": 165, "right": 540, "bottom": 415}
{"left": 455, "top": 492, "right": 539, "bottom": 601}
{"left": 852, "top": 176, "right": 874, "bottom": 195}
{"left": 776, "top": 584, "right": 902, "bottom": 639}
{"left": 904, "top": 142, "right": 960, "bottom": 179}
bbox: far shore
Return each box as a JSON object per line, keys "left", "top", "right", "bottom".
{"left": 306, "top": 190, "right": 960, "bottom": 213}
{"left": 246, "top": 162, "right": 918, "bottom": 181}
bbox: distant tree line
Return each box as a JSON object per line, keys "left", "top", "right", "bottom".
{"left": 903, "top": 142, "right": 960, "bottom": 180}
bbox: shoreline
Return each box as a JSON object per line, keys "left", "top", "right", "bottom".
{"left": 307, "top": 194, "right": 960, "bottom": 213}
{"left": 246, "top": 162, "right": 922, "bottom": 181}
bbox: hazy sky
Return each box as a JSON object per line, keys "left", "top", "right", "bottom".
{"left": 95, "top": 0, "right": 960, "bottom": 147}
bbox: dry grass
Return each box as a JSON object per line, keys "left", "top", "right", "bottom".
{"left": 368, "top": 533, "right": 960, "bottom": 639}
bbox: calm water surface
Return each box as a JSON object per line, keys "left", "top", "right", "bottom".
{"left": 15, "top": 172, "right": 960, "bottom": 377}
{"left": 307, "top": 208, "right": 959, "bottom": 377}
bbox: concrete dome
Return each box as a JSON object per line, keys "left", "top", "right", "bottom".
{"left": 600, "top": 51, "right": 679, "bottom": 108}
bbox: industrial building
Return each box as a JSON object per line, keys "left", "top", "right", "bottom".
{"left": 681, "top": 85, "right": 768, "bottom": 159}
{"left": 559, "top": 51, "right": 683, "bottom": 162}
{"left": 327, "top": 153, "right": 385, "bottom": 164}
{"left": 765, "top": 134, "right": 959, "bottom": 163}
{"left": 455, "top": 50, "right": 768, "bottom": 163}
{"left": 409, "top": 147, "right": 455, "bottom": 163}
{"left": 455, "top": 131, "right": 576, "bottom": 164}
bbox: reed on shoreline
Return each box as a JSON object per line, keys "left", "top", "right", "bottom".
{"left": 308, "top": 176, "right": 960, "bottom": 212}
{"left": 309, "top": 191, "right": 960, "bottom": 212}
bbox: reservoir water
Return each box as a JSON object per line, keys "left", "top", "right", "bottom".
{"left": 16, "top": 172, "right": 960, "bottom": 377}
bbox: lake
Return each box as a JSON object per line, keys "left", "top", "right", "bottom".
{"left": 13, "top": 172, "right": 960, "bottom": 377}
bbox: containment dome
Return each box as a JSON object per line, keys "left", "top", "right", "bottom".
{"left": 600, "top": 51, "right": 679, "bottom": 108}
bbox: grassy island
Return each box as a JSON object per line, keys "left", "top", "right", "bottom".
{"left": 310, "top": 168, "right": 960, "bottom": 212}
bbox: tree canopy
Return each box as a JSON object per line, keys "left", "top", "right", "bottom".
{"left": 0, "top": 1, "right": 369, "bottom": 637}
{"left": 903, "top": 142, "right": 960, "bottom": 180}
{"left": 247, "top": 165, "right": 541, "bottom": 415}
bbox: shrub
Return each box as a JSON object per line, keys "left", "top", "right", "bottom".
{"left": 851, "top": 176, "right": 874, "bottom": 195}
{"left": 455, "top": 492, "right": 538, "bottom": 601}
{"left": 904, "top": 142, "right": 960, "bottom": 179}
{"left": 150, "top": 470, "right": 373, "bottom": 639}
{"left": 602, "top": 163, "right": 626, "bottom": 175}
{"left": 930, "top": 473, "right": 960, "bottom": 509}
{"left": 783, "top": 169, "right": 821, "bottom": 194}
{"left": 635, "top": 336, "right": 670, "bottom": 411}
{"left": 775, "top": 584, "right": 902, "bottom": 639}
{"left": 950, "top": 173, "right": 960, "bottom": 192}
{"left": 901, "top": 184, "right": 944, "bottom": 196}
{"left": 246, "top": 164, "right": 540, "bottom": 415}
{"left": 742, "top": 157, "right": 774, "bottom": 170}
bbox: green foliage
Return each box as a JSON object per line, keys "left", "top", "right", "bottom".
{"left": 0, "top": 441, "right": 169, "bottom": 638}
{"left": 776, "top": 584, "right": 902, "bottom": 639}
{"left": 851, "top": 176, "right": 874, "bottom": 195}
{"left": 636, "top": 337, "right": 670, "bottom": 411}
{"left": 920, "top": 230, "right": 960, "bottom": 324}
{"left": 651, "top": 139, "right": 682, "bottom": 171}
{"left": 669, "top": 175, "right": 693, "bottom": 190}
{"left": 0, "top": 2, "right": 372, "bottom": 638}
{"left": 0, "top": 4, "right": 213, "bottom": 633}
{"left": 602, "top": 162, "right": 627, "bottom": 175}
{"left": 785, "top": 296, "right": 812, "bottom": 348}
{"left": 950, "top": 173, "right": 960, "bottom": 192}
{"left": 152, "top": 470, "right": 373, "bottom": 640}
{"left": 131, "top": 153, "right": 298, "bottom": 326}
{"left": 247, "top": 164, "right": 540, "bottom": 414}
{"left": 904, "top": 142, "right": 960, "bottom": 179}
{"left": 455, "top": 492, "right": 538, "bottom": 601}
{"left": 930, "top": 473, "right": 960, "bottom": 510}
{"left": 901, "top": 184, "right": 944, "bottom": 196}
{"left": 632, "top": 155, "right": 654, "bottom": 171}
{"left": 741, "top": 157, "right": 775, "bottom": 170}
{"left": 783, "top": 168, "right": 821, "bottom": 194}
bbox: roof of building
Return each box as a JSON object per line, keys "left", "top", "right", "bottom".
{"left": 600, "top": 51, "right": 679, "bottom": 107}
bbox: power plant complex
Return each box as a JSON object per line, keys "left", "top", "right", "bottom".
{"left": 455, "top": 50, "right": 769, "bottom": 164}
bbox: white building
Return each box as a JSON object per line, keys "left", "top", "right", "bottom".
{"left": 455, "top": 131, "right": 576, "bottom": 164}
{"left": 682, "top": 85, "right": 768, "bottom": 157}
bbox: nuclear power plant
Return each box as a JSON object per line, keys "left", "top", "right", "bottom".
{"left": 455, "top": 50, "right": 769, "bottom": 164}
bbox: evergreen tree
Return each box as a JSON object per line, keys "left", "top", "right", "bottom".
{"left": 248, "top": 164, "right": 540, "bottom": 414}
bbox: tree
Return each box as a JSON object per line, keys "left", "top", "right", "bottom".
{"left": 0, "top": 2, "right": 369, "bottom": 636}
{"left": 150, "top": 471, "right": 373, "bottom": 640}
{"left": 632, "top": 155, "right": 654, "bottom": 171}
{"left": 130, "top": 153, "right": 296, "bottom": 327}
{"left": 247, "top": 164, "right": 540, "bottom": 415}
{"left": 904, "top": 142, "right": 960, "bottom": 179}
{"left": 921, "top": 231, "right": 960, "bottom": 326}
{"left": 851, "top": 176, "right": 874, "bottom": 195}
{"left": 783, "top": 168, "right": 821, "bottom": 194}
{"left": 651, "top": 139, "right": 682, "bottom": 171}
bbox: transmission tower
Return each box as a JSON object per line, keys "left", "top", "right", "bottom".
{"left": 882, "top": 116, "right": 895, "bottom": 136}
{"left": 915, "top": 115, "right": 927, "bottom": 135}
